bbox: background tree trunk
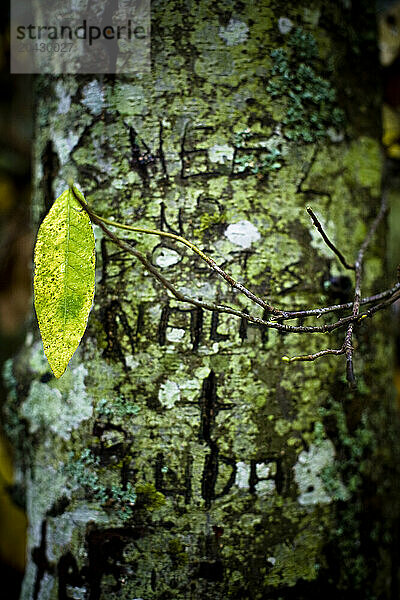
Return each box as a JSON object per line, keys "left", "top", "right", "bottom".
{"left": 4, "top": 1, "right": 400, "bottom": 599}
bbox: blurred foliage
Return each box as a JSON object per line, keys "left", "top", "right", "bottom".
{"left": 0, "top": 2, "right": 32, "bottom": 598}
{"left": 0, "top": 433, "right": 26, "bottom": 571}
{"left": 379, "top": 2, "right": 400, "bottom": 156}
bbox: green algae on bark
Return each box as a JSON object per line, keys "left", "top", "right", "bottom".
{"left": 5, "top": 1, "right": 400, "bottom": 599}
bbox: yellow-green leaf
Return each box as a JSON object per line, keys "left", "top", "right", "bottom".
{"left": 34, "top": 187, "right": 95, "bottom": 378}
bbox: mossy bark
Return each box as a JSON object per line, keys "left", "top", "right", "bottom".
{"left": 5, "top": 1, "right": 400, "bottom": 599}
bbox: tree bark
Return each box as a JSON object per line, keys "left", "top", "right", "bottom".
{"left": 4, "top": 1, "right": 400, "bottom": 599}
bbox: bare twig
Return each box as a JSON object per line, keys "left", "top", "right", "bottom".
{"left": 73, "top": 188, "right": 358, "bottom": 334}
{"left": 282, "top": 345, "right": 345, "bottom": 363}
{"left": 344, "top": 193, "right": 388, "bottom": 384}
{"left": 72, "top": 187, "right": 284, "bottom": 317}
{"left": 71, "top": 186, "right": 397, "bottom": 383}
{"left": 281, "top": 283, "right": 400, "bottom": 320}
{"left": 74, "top": 186, "right": 399, "bottom": 321}
{"left": 76, "top": 206, "right": 346, "bottom": 332}
{"left": 77, "top": 204, "right": 395, "bottom": 335}
{"left": 363, "top": 288, "right": 400, "bottom": 318}
{"left": 306, "top": 206, "right": 355, "bottom": 271}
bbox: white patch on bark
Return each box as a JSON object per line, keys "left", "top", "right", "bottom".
{"left": 125, "top": 355, "right": 140, "bottom": 369}
{"left": 224, "top": 220, "right": 261, "bottom": 248}
{"left": 21, "top": 364, "right": 93, "bottom": 440}
{"left": 26, "top": 464, "right": 68, "bottom": 551}
{"left": 158, "top": 380, "right": 181, "bottom": 408}
{"left": 166, "top": 328, "right": 186, "bottom": 342}
{"left": 327, "top": 127, "right": 344, "bottom": 143}
{"left": 219, "top": 18, "right": 249, "bottom": 46}
{"left": 278, "top": 17, "right": 293, "bottom": 34}
{"left": 294, "top": 439, "right": 349, "bottom": 505}
{"left": 52, "top": 131, "right": 80, "bottom": 166}
{"left": 47, "top": 507, "right": 108, "bottom": 562}
{"left": 256, "top": 463, "right": 270, "bottom": 479}
{"left": 255, "top": 462, "right": 275, "bottom": 494}
{"left": 235, "top": 461, "right": 250, "bottom": 489}
{"left": 255, "top": 479, "right": 275, "bottom": 494}
{"left": 81, "top": 80, "right": 105, "bottom": 115}
{"left": 208, "top": 144, "right": 234, "bottom": 164}
{"left": 37, "top": 572, "right": 54, "bottom": 600}
{"left": 55, "top": 81, "right": 71, "bottom": 114}
{"left": 154, "top": 247, "right": 181, "bottom": 268}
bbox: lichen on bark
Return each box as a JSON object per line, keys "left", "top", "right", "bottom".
{"left": 4, "top": 1, "right": 400, "bottom": 599}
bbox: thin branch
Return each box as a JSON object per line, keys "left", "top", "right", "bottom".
{"left": 77, "top": 205, "right": 343, "bottom": 333}
{"left": 73, "top": 186, "right": 399, "bottom": 323}
{"left": 74, "top": 193, "right": 397, "bottom": 335}
{"left": 306, "top": 206, "right": 355, "bottom": 270}
{"left": 282, "top": 345, "right": 345, "bottom": 363}
{"left": 279, "top": 287, "right": 400, "bottom": 365}
{"left": 344, "top": 193, "right": 389, "bottom": 384}
{"left": 362, "top": 288, "right": 400, "bottom": 318}
{"left": 280, "top": 282, "right": 400, "bottom": 320}
{"left": 72, "top": 187, "right": 283, "bottom": 317}
{"left": 71, "top": 186, "right": 398, "bottom": 382}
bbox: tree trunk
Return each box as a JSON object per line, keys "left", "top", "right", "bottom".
{"left": 5, "top": 1, "right": 400, "bottom": 599}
